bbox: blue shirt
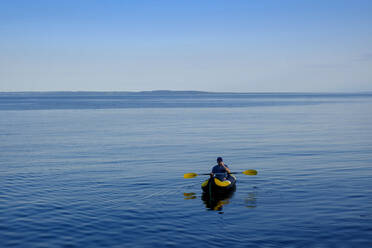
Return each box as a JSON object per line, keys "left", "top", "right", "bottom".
{"left": 212, "top": 164, "right": 229, "bottom": 180}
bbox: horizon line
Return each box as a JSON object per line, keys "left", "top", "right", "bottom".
{"left": 1, "top": 90, "right": 372, "bottom": 94}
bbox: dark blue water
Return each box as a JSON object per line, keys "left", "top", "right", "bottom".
{"left": 1, "top": 92, "right": 372, "bottom": 247}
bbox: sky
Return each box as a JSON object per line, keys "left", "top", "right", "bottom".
{"left": 0, "top": 0, "right": 371, "bottom": 92}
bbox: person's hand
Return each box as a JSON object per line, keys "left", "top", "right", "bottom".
{"left": 222, "top": 163, "right": 231, "bottom": 173}
{"left": 210, "top": 173, "right": 214, "bottom": 177}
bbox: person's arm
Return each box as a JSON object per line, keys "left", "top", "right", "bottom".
{"left": 221, "top": 162, "right": 231, "bottom": 173}
{"left": 210, "top": 166, "right": 215, "bottom": 177}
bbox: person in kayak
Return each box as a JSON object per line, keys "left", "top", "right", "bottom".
{"left": 211, "top": 157, "right": 231, "bottom": 180}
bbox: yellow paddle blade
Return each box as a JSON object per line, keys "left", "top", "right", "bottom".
{"left": 242, "top": 169, "right": 258, "bottom": 175}
{"left": 184, "top": 173, "right": 198, "bottom": 178}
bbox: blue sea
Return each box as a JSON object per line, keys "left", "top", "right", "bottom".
{"left": 1, "top": 91, "right": 372, "bottom": 247}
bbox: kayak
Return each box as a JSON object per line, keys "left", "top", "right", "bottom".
{"left": 201, "top": 174, "right": 236, "bottom": 194}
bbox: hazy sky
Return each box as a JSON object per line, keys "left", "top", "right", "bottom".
{"left": 1, "top": 0, "right": 371, "bottom": 92}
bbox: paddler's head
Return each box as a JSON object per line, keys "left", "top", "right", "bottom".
{"left": 217, "top": 157, "right": 223, "bottom": 165}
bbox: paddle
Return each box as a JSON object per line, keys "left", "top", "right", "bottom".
{"left": 184, "top": 169, "right": 258, "bottom": 179}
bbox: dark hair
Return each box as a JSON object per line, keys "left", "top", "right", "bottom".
{"left": 217, "top": 157, "right": 223, "bottom": 163}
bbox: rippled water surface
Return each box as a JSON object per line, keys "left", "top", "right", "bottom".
{"left": 1, "top": 92, "right": 372, "bottom": 247}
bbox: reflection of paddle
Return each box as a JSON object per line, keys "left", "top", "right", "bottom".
{"left": 184, "top": 169, "right": 258, "bottom": 179}
{"left": 183, "top": 192, "right": 197, "bottom": 200}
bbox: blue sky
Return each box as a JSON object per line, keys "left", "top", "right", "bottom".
{"left": 1, "top": 0, "right": 371, "bottom": 92}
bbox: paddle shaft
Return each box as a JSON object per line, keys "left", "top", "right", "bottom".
{"left": 183, "top": 169, "right": 257, "bottom": 178}
{"left": 199, "top": 172, "right": 240, "bottom": 175}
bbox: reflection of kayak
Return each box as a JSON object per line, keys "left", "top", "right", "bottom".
{"left": 201, "top": 174, "right": 237, "bottom": 194}
{"left": 202, "top": 189, "right": 235, "bottom": 211}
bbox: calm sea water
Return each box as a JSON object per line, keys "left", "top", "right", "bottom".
{"left": 1, "top": 92, "right": 372, "bottom": 247}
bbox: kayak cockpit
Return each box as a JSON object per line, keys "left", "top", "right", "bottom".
{"left": 201, "top": 174, "right": 236, "bottom": 193}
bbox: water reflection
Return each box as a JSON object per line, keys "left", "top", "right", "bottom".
{"left": 201, "top": 185, "right": 236, "bottom": 212}
{"left": 184, "top": 186, "right": 256, "bottom": 212}
{"left": 244, "top": 192, "right": 257, "bottom": 208}
{"left": 183, "top": 192, "right": 197, "bottom": 200}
